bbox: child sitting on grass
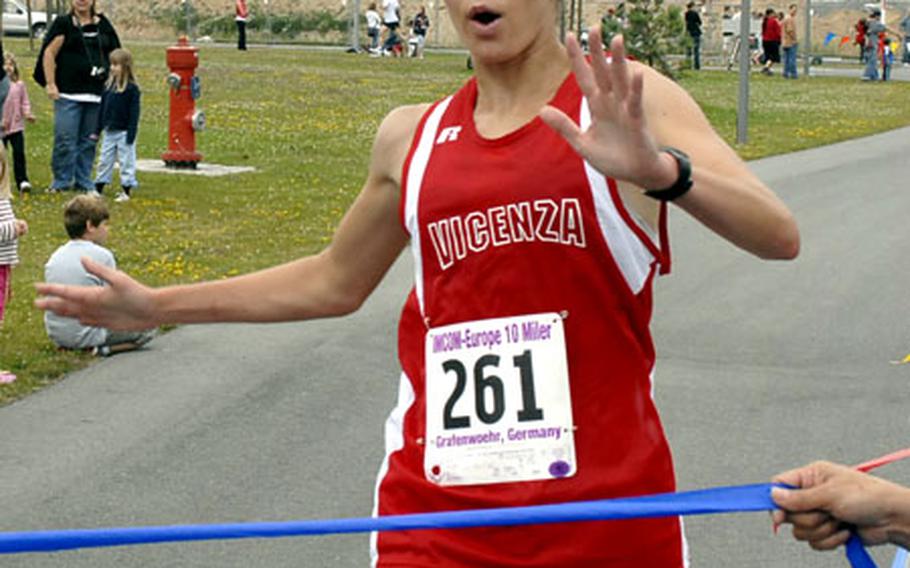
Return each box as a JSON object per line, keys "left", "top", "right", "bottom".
{"left": 44, "top": 195, "right": 154, "bottom": 356}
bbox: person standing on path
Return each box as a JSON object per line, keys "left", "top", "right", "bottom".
{"left": 36, "top": 0, "right": 800, "bottom": 563}
{"left": 685, "top": 2, "right": 702, "bottom": 70}
{"left": 781, "top": 4, "right": 798, "bottom": 79}
{"left": 235, "top": 0, "right": 249, "bottom": 51}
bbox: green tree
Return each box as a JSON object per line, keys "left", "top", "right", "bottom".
{"left": 608, "top": 0, "right": 688, "bottom": 79}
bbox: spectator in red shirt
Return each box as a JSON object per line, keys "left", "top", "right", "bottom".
{"left": 760, "top": 7, "right": 781, "bottom": 75}
{"left": 235, "top": 0, "right": 249, "bottom": 51}
{"left": 855, "top": 18, "right": 867, "bottom": 62}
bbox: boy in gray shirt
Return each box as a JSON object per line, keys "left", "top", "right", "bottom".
{"left": 44, "top": 195, "right": 154, "bottom": 355}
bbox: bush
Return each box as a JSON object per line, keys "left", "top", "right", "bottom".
{"left": 149, "top": 4, "right": 349, "bottom": 40}
{"left": 146, "top": 0, "right": 201, "bottom": 36}
{"left": 611, "top": 0, "right": 689, "bottom": 79}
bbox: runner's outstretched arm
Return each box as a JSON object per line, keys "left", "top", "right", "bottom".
{"left": 35, "top": 105, "right": 428, "bottom": 331}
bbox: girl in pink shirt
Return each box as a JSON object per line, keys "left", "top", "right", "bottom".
{"left": 2, "top": 53, "right": 35, "bottom": 195}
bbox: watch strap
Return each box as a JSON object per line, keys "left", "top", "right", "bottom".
{"left": 643, "top": 147, "right": 693, "bottom": 202}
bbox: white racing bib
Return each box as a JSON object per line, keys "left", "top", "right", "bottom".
{"left": 424, "top": 313, "right": 576, "bottom": 486}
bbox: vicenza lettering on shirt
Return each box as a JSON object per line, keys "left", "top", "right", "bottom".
{"left": 426, "top": 198, "right": 587, "bottom": 271}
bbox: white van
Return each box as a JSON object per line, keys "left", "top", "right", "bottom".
{"left": 3, "top": 0, "right": 51, "bottom": 38}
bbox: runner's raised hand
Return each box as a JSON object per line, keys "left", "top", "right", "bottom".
{"left": 539, "top": 28, "right": 678, "bottom": 191}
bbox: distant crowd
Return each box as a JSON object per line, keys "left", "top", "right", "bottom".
{"left": 604, "top": 2, "right": 910, "bottom": 80}
{"left": 365, "top": 1, "right": 431, "bottom": 58}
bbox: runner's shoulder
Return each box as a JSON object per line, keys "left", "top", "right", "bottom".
{"left": 374, "top": 103, "right": 433, "bottom": 152}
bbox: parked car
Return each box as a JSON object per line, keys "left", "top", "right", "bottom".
{"left": 3, "top": 0, "right": 51, "bottom": 38}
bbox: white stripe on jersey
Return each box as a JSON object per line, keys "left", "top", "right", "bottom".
{"left": 370, "top": 372, "right": 416, "bottom": 567}
{"left": 404, "top": 96, "right": 454, "bottom": 316}
{"left": 579, "top": 97, "right": 659, "bottom": 295}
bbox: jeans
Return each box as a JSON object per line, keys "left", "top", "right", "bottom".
{"left": 863, "top": 46, "right": 879, "bottom": 79}
{"left": 783, "top": 45, "right": 798, "bottom": 78}
{"left": 688, "top": 34, "right": 701, "bottom": 69}
{"left": 368, "top": 27, "right": 379, "bottom": 49}
{"left": 382, "top": 22, "right": 402, "bottom": 52}
{"left": 94, "top": 129, "right": 138, "bottom": 189}
{"left": 0, "top": 77, "right": 10, "bottom": 116}
{"left": 51, "top": 98, "right": 101, "bottom": 190}
{"left": 883, "top": 63, "right": 892, "bottom": 81}
{"left": 236, "top": 20, "right": 247, "bottom": 50}
{"left": 103, "top": 328, "right": 156, "bottom": 349}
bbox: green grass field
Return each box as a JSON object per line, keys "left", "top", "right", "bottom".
{"left": 2, "top": 38, "right": 909, "bottom": 405}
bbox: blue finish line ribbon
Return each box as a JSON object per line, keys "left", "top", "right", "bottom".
{"left": 0, "top": 482, "right": 876, "bottom": 566}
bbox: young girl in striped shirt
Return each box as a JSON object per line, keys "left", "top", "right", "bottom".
{"left": 0, "top": 146, "right": 28, "bottom": 382}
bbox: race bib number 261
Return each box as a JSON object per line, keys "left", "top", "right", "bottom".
{"left": 424, "top": 313, "right": 577, "bottom": 486}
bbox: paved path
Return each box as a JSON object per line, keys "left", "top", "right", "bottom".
{"left": 1, "top": 128, "right": 909, "bottom": 567}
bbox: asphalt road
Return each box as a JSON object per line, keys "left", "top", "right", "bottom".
{"left": 1, "top": 127, "right": 909, "bottom": 567}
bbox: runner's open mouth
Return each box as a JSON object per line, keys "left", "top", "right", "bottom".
{"left": 469, "top": 8, "right": 502, "bottom": 25}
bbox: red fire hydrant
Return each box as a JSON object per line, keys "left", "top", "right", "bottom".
{"left": 162, "top": 36, "right": 205, "bottom": 168}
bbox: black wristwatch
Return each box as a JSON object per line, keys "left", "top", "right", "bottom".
{"left": 643, "top": 147, "right": 693, "bottom": 202}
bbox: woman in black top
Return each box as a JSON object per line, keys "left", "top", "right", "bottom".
{"left": 42, "top": 0, "right": 120, "bottom": 193}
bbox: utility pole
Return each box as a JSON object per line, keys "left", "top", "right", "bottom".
{"left": 803, "top": 0, "right": 811, "bottom": 77}
{"left": 181, "top": 0, "right": 189, "bottom": 38}
{"left": 26, "top": 0, "right": 34, "bottom": 51}
{"left": 576, "top": 0, "right": 584, "bottom": 37}
{"left": 559, "top": 0, "right": 566, "bottom": 42}
{"left": 736, "top": 0, "right": 751, "bottom": 143}
{"left": 265, "top": 0, "right": 272, "bottom": 45}
{"left": 351, "top": 0, "right": 361, "bottom": 52}
{"left": 433, "top": 0, "right": 440, "bottom": 45}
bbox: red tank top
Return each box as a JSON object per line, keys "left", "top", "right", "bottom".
{"left": 372, "top": 75, "right": 685, "bottom": 567}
